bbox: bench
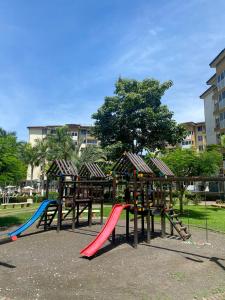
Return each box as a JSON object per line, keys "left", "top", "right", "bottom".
{"left": 1, "top": 202, "right": 32, "bottom": 209}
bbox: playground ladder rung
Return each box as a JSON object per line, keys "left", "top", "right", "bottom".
{"left": 185, "top": 233, "right": 191, "bottom": 239}
{"left": 171, "top": 214, "right": 179, "bottom": 218}
{"left": 180, "top": 226, "right": 187, "bottom": 231}
{"left": 174, "top": 221, "right": 182, "bottom": 225}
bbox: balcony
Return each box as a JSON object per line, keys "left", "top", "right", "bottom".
{"left": 214, "top": 103, "right": 219, "bottom": 114}
{"left": 214, "top": 123, "right": 220, "bottom": 131}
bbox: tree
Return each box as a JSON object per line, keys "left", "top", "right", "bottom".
{"left": 46, "top": 126, "right": 75, "bottom": 161}
{"left": 162, "top": 148, "right": 222, "bottom": 212}
{"left": 71, "top": 143, "right": 107, "bottom": 169}
{"left": 34, "top": 139, "right": 48, "bottom": 188}
{"left": 92, "top": 78, "right": 186, "bottom": 159}
{"left": 22, "top": 143, "right": 40, "bottom": 182}
{"left": 0, "top": 133, "right": 26, "bottom": 186}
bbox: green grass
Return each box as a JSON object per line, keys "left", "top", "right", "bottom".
{"left": 0, "top": 204, "right": 39, "bottom": 227}
{"left": 178, "top": 204, "right": 225, "bottom": 233}
{"left": 1, "top": 203, "right": 225, "bottom": 233}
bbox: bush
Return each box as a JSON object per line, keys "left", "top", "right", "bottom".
{"left": 191, "top": 194, "right": 203, "bottom": 205}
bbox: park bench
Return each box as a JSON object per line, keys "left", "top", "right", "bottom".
{"left": 1, "top": 200, "right": 33, "bottom": 209}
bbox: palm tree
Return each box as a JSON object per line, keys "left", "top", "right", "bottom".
{"left": 72, "top": 144, "right": 107, "bottom": 169}
{"left": 22, "top": 143, "right": 39, "bottom": 184}
{"left": 34, "top": 139, "right": 48, "bottom": 189}
{"left": 46, "top": 126, "right": 75, "bottom": 161}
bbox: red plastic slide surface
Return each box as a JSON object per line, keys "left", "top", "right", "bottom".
{"left": 80, "top": 203, "right": 130, "bottom": 257}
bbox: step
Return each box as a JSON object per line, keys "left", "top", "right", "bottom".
{"left": 184, "top": 233, "right": 191, "bottom": 239}
{"left": 170, "top": 214, "right": 179, "bottom": 218}
{"left": 180, "top": 226, "right": 187, "bottom": 231}
{"left": 174, "top": 221, "right": 182, "bottom": 225}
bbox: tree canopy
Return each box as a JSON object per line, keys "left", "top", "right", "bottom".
{"left": 92, "top": 78, "right": 186, "bottom": 159}
{"left": 162, "top": 148, "right": 222, "bottom": 212}
{"left": 46, "top": 126, "right": 75, "bottom": 161}
{"left": 162, "top": 148, "right": 222, "bottom": 177}
{"left": 0, "top": 131, "right": 26, "bottom": 186}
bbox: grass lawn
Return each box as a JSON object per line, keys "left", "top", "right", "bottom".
{"left": 178, "top": 204, "right": 225, "bottom": 233}
{"left": 103, "top": 204, "right": 225, "bottom": 233}
{"left": 0, "top": 204, "right": 40, "bottom": 228}
{"left": 1, "top": 202, "right": 225, "bottom": 234}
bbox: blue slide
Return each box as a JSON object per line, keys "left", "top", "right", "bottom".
{"left": 7, "top": 199, "right": 57, "bottom": 239}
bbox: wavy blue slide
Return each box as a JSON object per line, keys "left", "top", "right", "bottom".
{"left": 7, "top": 199, "right": 57, "bottom": 240}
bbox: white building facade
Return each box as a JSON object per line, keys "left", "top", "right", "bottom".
{"left": 27, "top": 124, "right": 99, "bottom": 181}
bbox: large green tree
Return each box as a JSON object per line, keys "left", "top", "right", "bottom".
{"left": 162, "top": 148, "right": 222, "bottom": 212}
{"left": 0, "top": 131, "right": 26, "bottom": 186}
{"left": 92, "top": 78, "right": 186, "bottom": 159}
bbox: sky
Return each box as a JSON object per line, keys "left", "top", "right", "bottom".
{"left": 0, "top": 0, "right": 225, "bottom": 141}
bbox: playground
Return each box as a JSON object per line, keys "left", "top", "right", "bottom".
{"left": 1, "top": 157, "right": 225, "bottom": 299}
{"left": 1, "top": 221, "right": 225, "bottom": 300}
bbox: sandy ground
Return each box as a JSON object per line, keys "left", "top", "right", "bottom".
{"left": 1, "top": 220, "right": 225, "bottom": 300}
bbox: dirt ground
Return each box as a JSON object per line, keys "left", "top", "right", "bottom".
{"left": 1, "top": 220, "right": 225, "bottom": 300}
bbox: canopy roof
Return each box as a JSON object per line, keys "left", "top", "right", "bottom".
{"left": 147, "top": 157, "right": 174, "bottom": 177}
{"left": 113, "top": 152, "right": 153, "bottom": 175}
{"left": 79, "top": 163, "right": 106, "bottom": 179}
{"left": 47, "top": 159, "right": 78, "bottom": 177}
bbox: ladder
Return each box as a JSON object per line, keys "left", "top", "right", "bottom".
{"left": 36, "top": 203, "right": 58, "bottom": 229}
{"left": 165, "top": 208, "right": 191, "bottom": 241}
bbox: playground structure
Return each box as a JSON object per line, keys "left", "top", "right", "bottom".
{"left": 4, "top": 154, "right": 225, "bottom": 259}
{"left": 80, "top": 152, "right": 191, "bottom": 257}
{"left": 39, "top": 159, "right": 109, "bottom": 232}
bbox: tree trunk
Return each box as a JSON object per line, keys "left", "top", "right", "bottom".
{"left": 30, "top": 165, "right": 34, "bottom": 187}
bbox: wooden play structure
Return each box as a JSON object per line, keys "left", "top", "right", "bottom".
{"left": 111, "top": 152, "right": 191, "bottom": 248}
{"left": 37, "top": 159, "right": 109, "bottom": 232}
{"left": 80, "top": 152, "right": 192, "bottom": 257}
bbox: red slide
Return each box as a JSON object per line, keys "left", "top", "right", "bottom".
{"left": 80, "top": 203, "right": 130, "bottom": 257}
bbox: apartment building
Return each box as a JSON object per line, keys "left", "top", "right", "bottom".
{"left": 200, "top": 48, "right": 225, "bottom": 145}
{"left": 27, "top": 124, "right": 99, "bottom": 181}
{"left": 180, "top": 122, "right": 206, "bottom": 151}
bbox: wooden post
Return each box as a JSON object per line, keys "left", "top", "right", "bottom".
{"left": 88, "top": 201, "right": 92, "bottom": 226}
{"left": 112, "top": 176, "right": 116, "bottom": 244}
{"left": 146, "top": 181, "right": 151, "bottom": 244}
{"left": 169, "top": 184, "right": 173, "bottom": 236}
{"left": 44, "top": 209, "right": 48, "bottom": 231}
{"left": 72, "top": 178, "right": 76, "bottom": 231}
{"left": 141, "top": 179, "right": 145, "bottom": 237}
{"left": 100, "top": 197, "right": 104, "bottom": 225}
{"left": 57, "top": 177, "right": 63, "bottom": 233}
{"left": 126, "top": 206, "right": 130, "bottom": 241}
{"left": 161, "top": 183, "right": 166, "bottom": 238}
{"left": 46, "top": 177, "right": 49, "bottom": 199}
{"left": 76, "top": 202, "right": 80, "bottom": 226}
{"left": 133, "top": 171, "right": 138, "bottom": 248}
{"left": 125, "top": 186, "right": 130, "bottom": 241}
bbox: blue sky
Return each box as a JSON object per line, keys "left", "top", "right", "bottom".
{"left": 0, "top": 0, "right": 225, "bottom": 140}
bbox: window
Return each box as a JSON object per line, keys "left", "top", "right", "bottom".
{"left": 87, "top": 139, "right": 97, "bottom": 144}
{"left": 198, "top": 136, "right": 203, "bottom": 141}
{"left": 199, "top": 145, "right": 204, "bottom": 151}
{"left": 197, "top": 126, "right": 202, "bottom": 132}
{"left": 42, "top": 128, "right": 47, "bottom": 135}
{"left": 71, "top": 132, "right": 78, "bottom": 137}
{"left": 80, "top": 129, "right": 86, "bottom": 135}
{"left": 50, "top": 129, "right": 56, "bottom": 134}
